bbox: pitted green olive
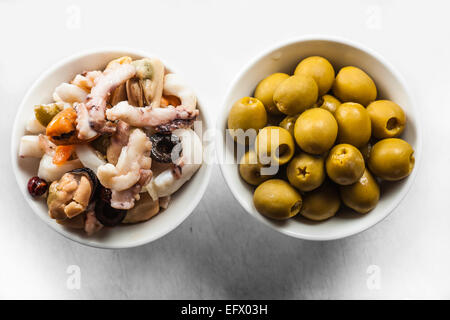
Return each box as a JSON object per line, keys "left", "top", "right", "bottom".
{"left": 254, "top": 73, "right": 290, "bottom": 115}
{"left": 273, "top": 75, "right": 318, "bottom": 115}
{"left": 286, "top": 153, "right": 325, "bottom": 192}
{"left": 228, "top": 97, "right": 267, "bottom": 144}
{"left": 300, "top": 182, "right": 341, "bottom": 221}
{"left": 279, "top": 114, "right": 300, "bottom": 138}
{"left": 368, "top": 138, "right": 414, "bottom": 181}
{"left": 317, "top": 94, "right": 341, "bottom": 115}
{"left": 367, "top": 100, "right": 406, "bottom": 139}
{"left": 239, "top": 150, "right": 274, "bottom": 186}
{"left": 294, "top": 108, "right": 338, "bottom": 154}
{"left": 332, "top": 66, "right": 377, "bottom": 106}
{"left": 326, "top": 144, "right": 365, "bottom": 185}
{"left": 340, "top": 169, "right": 380, "bottom": 214}
{"left": 255, "top": 126, "right": 295, "bottom": 166}
{"left": 253, "top": 179, "right": 302, "bottom": 220}
{"left": 294, "top": 56, "right": 335, "bottom": 96}
{"left": 335, "top": 102, "right": 371, "bottom": 148}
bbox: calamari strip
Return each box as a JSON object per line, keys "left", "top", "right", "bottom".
{"left": 106, "top": 101, "right": 198, "bottom": 128}
{"left": 97, "top": 129, "right": 152, "bottom": 192}
{"left": 75, "top": 63, "right": 136, "bottom": 139}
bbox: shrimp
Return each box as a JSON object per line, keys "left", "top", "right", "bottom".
{"left": 146, "top": 129, "right": 202, "bottom": 198}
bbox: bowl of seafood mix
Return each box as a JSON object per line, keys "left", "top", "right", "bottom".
{"left": 218, "top": 36, "right": 421, "bottom": 240}
{"left": 12, "top": 49, "right": 212, "bottom": 248}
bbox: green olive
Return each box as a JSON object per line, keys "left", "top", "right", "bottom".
{"left": 340, "top": 169, "right": 380, "bottom": 214}
{"left": 317, "top": 94, "right": 341, "bottom": 115}
{"left": 34, "top": 103, "right": 63, "bottom": 127}
{"left": 253, "top": 179, "right": 302, "bottom": 220}
{"left": 300, "top": 182, "right": 341, "bottom": 221}
{"left": 273, "top": 75, "right": 318, "bottom": 115}
{"left": 368, "top": 138, "right": 415, "bottom": 181}
{"left": 332, "top": 66, "right": 377, "bottom": 106}
{"left": 294, "top": 56, "right": 335, "bottom": 96}
{"left": 294, "top": 108, "right": 338, "bottom": 154}
{"left": 254, "top": 73, "right": 290, "bottom": 115}
{"left": 335, "top": 102, "right": 372, "bottom": 148}
{"left": 286, "top": 153, "right": 325, "bottom": 192}
{"left": 367, "top": 100, "right": 406, "bottom": 139}
{"left": 326, "top": 144, "right": 365, "bottom": 185}
{"left": 228, "top": 97, "right": 267, "bottom": 144}
{"left": 279, "top": 114, "right": 300, "bottom": 138}
{"left": 239, "top": 150, "right": 274, "bottom": 186}
{"left": 255, "top": 126, "right": 295, "bottom": 166}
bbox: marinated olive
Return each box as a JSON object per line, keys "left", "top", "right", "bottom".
{"left": 95, "top": 187, "right": 127, "bottom": 227}
{"left": 254, "top": 73, "right": 290, "bottom": 115}
{"left": 332, "top": 66, "right": 377, "bottom": 106}
{"left": 368, "top": 138, "right": 414, "bottom": 181}
{"left": 34, "top": 103, "right": 63, "bottom": 127}
{"left": 253, "top": 179, "right": 302, "bottom": 220}
{"left": 300, "top": 182, "right": 341, "bottom": 221}
{"left": 326, "top": 144, "right": 365, "bottom": 185}
{"left": 294, "top": 56, "right": 335, "bottom": 96}
{"left": 255, "top": 126, "right": 295, "bottom": 166}
{"left": 367, "top": 100, "right": 406, "bottom": 139}
{"left": 317, "top": 94, "right": 341, "bottom": 115}
{"left": 294, "top": 108, "right": 338, "bottom": 154}
{"left": 340, "top": 169, "right": 380, "bottom": 214}
{"left": 239, "top": 150, "right": 274, "bottom": 186}
{"left": 228, "top": 97, "right": 267, "bottom": 144}
{"left": 27, "top": 176, "right": 48, "bottom": 197}
{"left": 279, "top": 114, "right": 300, "bottom": 138}
{"left": 273, "top": 75, "right": 318, "bottom": 115}
{"left": 286, "top": 153, "right": 325, "bottom": 192}
{"left": 335, "top": 102, "right": 371, "bottom": 148}
{"left": 149, "top": 133, "right": 181, "bottom": 163}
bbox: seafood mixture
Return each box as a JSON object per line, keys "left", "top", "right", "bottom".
{"left": 19, "top": 56, "right": 202, "bottom": 235}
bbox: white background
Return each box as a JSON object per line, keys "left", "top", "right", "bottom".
{"left": 1, "top": 0, "right": 449, "bottom": 299}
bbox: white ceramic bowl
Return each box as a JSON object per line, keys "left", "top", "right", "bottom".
{"left": 11, "top": 48, "right": 212, "bottom": 249}
{"left": 218, "top": 36, "right": 422, "bottom": 241}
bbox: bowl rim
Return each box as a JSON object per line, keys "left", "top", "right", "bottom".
{"left": 217, "top": 35, "right": 423, "bottom": 241}
{"left": 11, "top": 47, "right": 213, "bottom": 249}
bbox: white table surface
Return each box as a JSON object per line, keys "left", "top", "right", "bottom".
{"left": 1, "top": 0, "right": 449, "bottom": 299}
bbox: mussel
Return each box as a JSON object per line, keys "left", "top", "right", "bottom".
{"left": 47, "top": 168, "right": 98, "bottom": 220}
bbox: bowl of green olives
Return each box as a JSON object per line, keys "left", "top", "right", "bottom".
{"left": 218, "top": 36, "right": 421, "bottom": 240}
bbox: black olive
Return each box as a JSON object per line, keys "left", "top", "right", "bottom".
{"left": 149, "top": 133, "right": 181, "bottom": 163}
{"left": 94, "top": 187, "right": 126, "bottom": 227}
{"left": 27, "top": 176, "right": 48, "bottom": 197}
